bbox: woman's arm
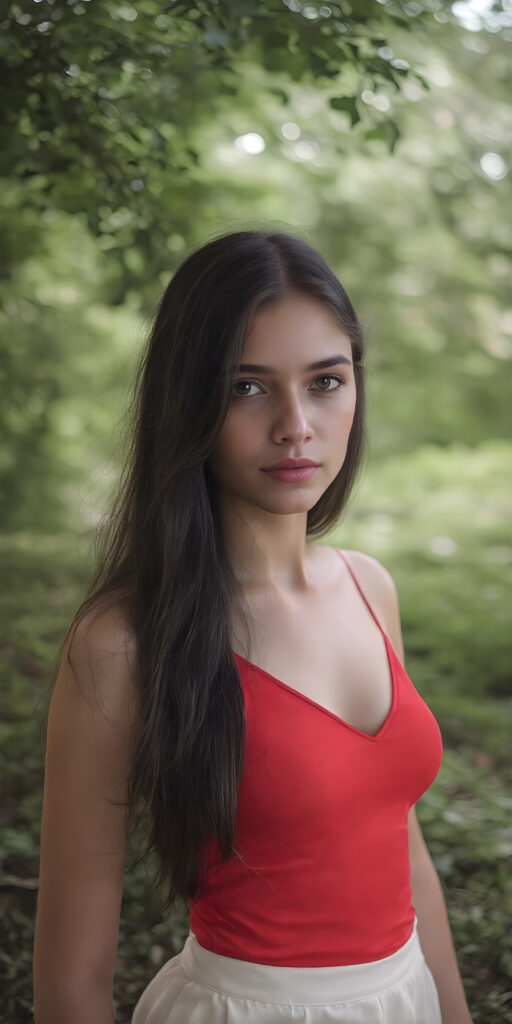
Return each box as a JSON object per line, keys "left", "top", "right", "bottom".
{"left": 352, "top": 552, "right": 473, "bottom": 1024}
{"left": 408, "top": 808, "right": 473, "bottom": 1024}
{"left": 33, "top": 603, "right": 141, "bottom": 1024}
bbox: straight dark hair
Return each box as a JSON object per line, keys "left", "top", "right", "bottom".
{"left": 56, "top": 229, "right": 367, "bottom": 912}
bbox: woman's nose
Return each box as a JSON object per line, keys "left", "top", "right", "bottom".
{"left": 270, "top": 393, "right": 313, "bottom": 443}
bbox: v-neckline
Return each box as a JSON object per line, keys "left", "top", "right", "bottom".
{"left": 232, "top": 633, "right": 398, "bottom": 743}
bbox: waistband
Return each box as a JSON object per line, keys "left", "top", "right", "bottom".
{"left": 179, "top": 916, "right": 421, "bottom": 1005}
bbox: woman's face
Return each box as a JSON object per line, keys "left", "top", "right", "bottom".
{"left": 207, "top": 291, "right": 358, "bottom": 516}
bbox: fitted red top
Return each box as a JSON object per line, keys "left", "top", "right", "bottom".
{"left": 188, "top": 549, "right": 443, "bottom": 966}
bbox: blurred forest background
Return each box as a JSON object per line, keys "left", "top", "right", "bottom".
{"left": 1, "top": 0, "right": 511, "bottom": 1020}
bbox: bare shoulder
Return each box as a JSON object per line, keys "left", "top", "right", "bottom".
{"left": 61, "top": 597, "right": 141, "bottom": 725}
{"left": 65, "top": 596, "right": 138, "bottom": 666}
{"left": 338, "top": 548, "right": 405, "bottom": 664}
{"left": 338, "top": 548, "right": 396, "bottom": 600}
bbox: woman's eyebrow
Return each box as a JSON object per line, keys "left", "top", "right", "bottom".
{"left": 231, "top": 355, "right": 352, "bottom": 374}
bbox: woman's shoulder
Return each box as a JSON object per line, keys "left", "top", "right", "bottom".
{"left": 337, "top": 547, "right": 396, "bottom": 591}
{"left": 337, "top": 547, "right": 404, "bottom": 662}
{"left": 336, "top": 547, "right": 398, "bottom": 617}
{"left": 60, "top": 595, "right": 141, "bottom": 726}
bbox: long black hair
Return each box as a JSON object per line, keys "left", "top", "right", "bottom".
{"left": 57, "top": 229, "right": 367, "bottom": 912}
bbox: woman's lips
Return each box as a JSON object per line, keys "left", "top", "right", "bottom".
{"left": 262, "top": 466, "right": 318, "bottom": 482}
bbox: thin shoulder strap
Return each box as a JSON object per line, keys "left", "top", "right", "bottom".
{"left": 334, "top": 549, "right": 386, "bottom": 636}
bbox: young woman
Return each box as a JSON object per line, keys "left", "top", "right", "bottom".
{"left": 33, "top": 230, "right": 473, "bottom": 1023}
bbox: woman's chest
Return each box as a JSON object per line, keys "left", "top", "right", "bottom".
{"left": 231, "top": 588, "right": 394, "bottom": 739}
{"left": 234, "top": 651, "right": 443, "bottom": 843}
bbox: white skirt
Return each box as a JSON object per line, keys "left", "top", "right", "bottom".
{"left": 131, "top": 915, "right": 442, "bottom": 1024}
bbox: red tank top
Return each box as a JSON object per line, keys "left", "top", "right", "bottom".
{"left": 188, "top": 549, "right": 443, "bottom": 966}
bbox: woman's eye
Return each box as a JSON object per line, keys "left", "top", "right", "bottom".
{"left": 233, "top": 376, "right": 345, "bottom": 399}
{"left": 233, "top": 380, "right": 261, "bottom": 398}
{"left": 312, "top": 375, "right": 346, "bottom": 392}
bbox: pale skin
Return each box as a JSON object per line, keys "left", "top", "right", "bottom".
{"left": 33, "top": 291, "right": 473, "bottom": 1023}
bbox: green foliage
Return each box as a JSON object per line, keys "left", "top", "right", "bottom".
{"left": 0, "top": 0, "right": 441, "bottom": 305}
{"left": 2, "top": 0, "right": 434, "bottom": 217}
